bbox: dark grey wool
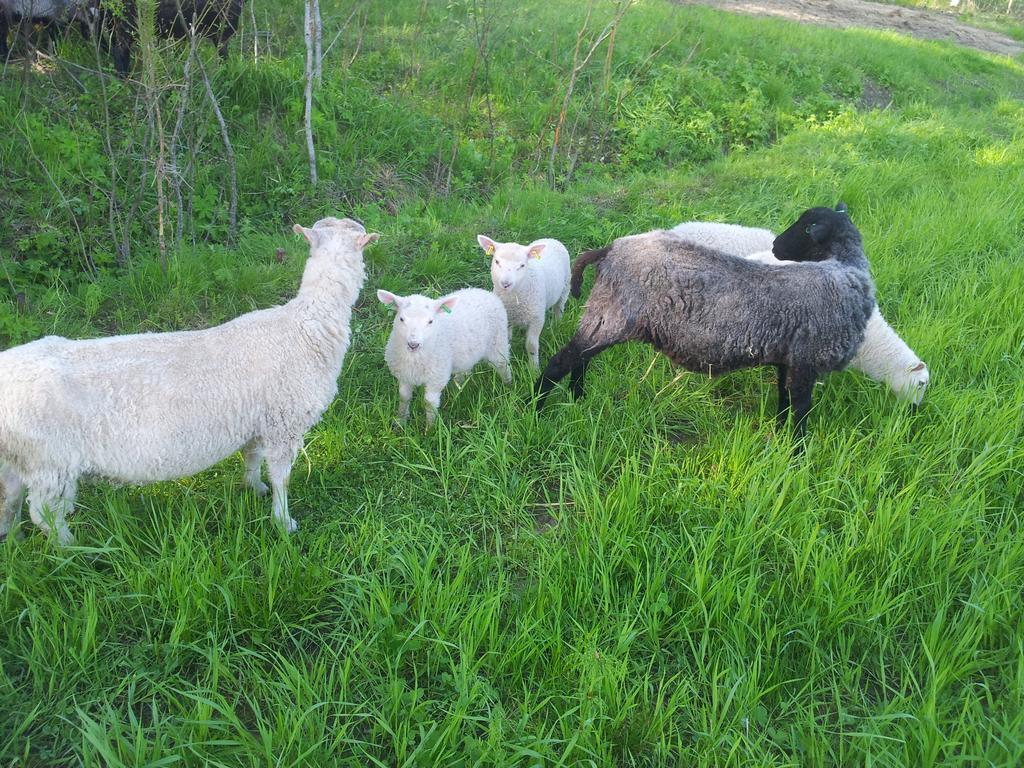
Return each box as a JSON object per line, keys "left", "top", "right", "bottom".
{"left": 535, "top": 205, "right": 876, "bottom": 441}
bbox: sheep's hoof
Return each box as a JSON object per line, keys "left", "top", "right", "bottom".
{"left": 249, "top": 481, "right": 269, "bottom": 497}
{"left": 55, "top": 528, "right": 74, "bottom": 547}
{"left": 277, "top": 516, "right": 299, "bottom": 534}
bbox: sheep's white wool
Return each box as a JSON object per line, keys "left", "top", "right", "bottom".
{"left": 0, "top": 217, "right": 377, "bottom": 544}
{"left": 379, "top": 287, "right": 511, "bottom": 427}
{"left": 670, "top": 221, "right": 775, "bottom": 256}
{"left": 672, "top": 222, "right": 930, "bottom": 404}
{"left": 478, "top": 236, "right": 571, "bottom": 370}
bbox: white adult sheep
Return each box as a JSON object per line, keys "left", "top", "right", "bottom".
{"left": 378, "top": 287, "right": 511, "bottom": 428}
{"left": 0, "top": 217, "right": 377, "bottom": 544}
{"left": 477, "top": 235, "right": 571, "bottom": 370}
{"left": 670, "top": 220, "right": 930, "bottom": 405}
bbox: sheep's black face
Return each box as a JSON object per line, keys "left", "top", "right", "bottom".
{"left": 772, "top": 204, "right": 850, "bottom": 262}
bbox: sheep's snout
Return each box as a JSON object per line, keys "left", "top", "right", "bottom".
{"left": 500, "top": 280, "right": 513, "bottom": 289}
{"left": 406, "top": 341, "right": 421, "bottom": 351}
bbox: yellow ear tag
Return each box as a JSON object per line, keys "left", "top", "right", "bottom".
{"left": 529, "top": 249, "right": 542, "bottom": 259}
{"left": 486, "top": 246, "right": 495, "bottom": 255}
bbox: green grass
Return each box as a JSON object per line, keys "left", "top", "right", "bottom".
{"left": 2, "top": 0, "right": 1024, "bottom": 764}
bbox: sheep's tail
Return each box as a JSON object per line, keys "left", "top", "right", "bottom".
{"left": 570, "top": 246, "right": 610, "bottom": 299}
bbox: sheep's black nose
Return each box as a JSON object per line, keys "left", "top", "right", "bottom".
{"left": 501, "top": 281, "right": 512, "bottom": 289}
{"left": 407, "top": 341, "right": 420, "bottom": 351}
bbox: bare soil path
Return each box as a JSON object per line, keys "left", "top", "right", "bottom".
{"left": 678, "top": 0, "right": 1023, "bottom": 57}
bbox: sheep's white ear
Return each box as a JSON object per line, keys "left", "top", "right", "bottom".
{"left": 477, "top": 235, "right": 497, "bottom": 256}
{"left": 436, "top": 296, "right": 458, "bottom": 315}
{"left": 293, "top": 224, "right": 317, "bottom": 246}
{"left": 527, "top": 243, "right": 546, "bottom": 260}
{"left": 357, "top": 232, "right": 379, "bottom": 249}
{"left": 377, "top": 289, "right": 400, "bottom": 307}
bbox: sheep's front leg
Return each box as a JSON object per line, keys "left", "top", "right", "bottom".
{"left": 423, "top": 388, "right": 443, "bottom": 429}
{"left": 397, "top": 382, "right": 413, "bottom": 424}
{"left": 776, "top": 364, "right": 791, "bottom": 429}
{"left": 0, "top": 467, "right": 26, "bottom": 538}
{"left": 243, "top": 440, "right": 268, "bottom": 496}
{"left": 787, "top": 368, "right": 816, "bottom": 443}
{"left": 525, "top": 321, "right": 543, "bottom": 371}
{"left": 28, "top": 480, "right": 76, "bottom": 546}
{"left": 265, "top": 442, "right": 300, "bottom": 533}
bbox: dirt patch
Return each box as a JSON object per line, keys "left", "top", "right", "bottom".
{"left": 859, "top": 77, "right": 893, "bottom": 109}
{"left": 677, "top": 0, "right": 1023, "bottom": 57}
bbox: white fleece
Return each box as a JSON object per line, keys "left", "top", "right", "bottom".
{"left": 0, "top": 217, "right": 376, "bottom": 544}
{"left": 379, "top": 287, "right": 511, "bottom": 427}
{"left": 671, "top": 222, "right": 930, "bottom": 404}
{"left": 478, "top": 236, "right": 571, "bottom": 370}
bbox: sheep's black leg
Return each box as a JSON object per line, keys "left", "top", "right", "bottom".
{"left": 0, "top": 12, "right": 9, "bottom": 60}
{"left": 535, "top": 333, "right": 612, "bottom": 409}
{"left": 787, "top": 368, "right": 816, "bottom": 443}
{"left": 775, "top": 364, "right": 790, "bottom": 429}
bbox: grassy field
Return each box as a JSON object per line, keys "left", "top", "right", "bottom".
{"left": 2, "top": 0, "right": 1024, "bottom": 764}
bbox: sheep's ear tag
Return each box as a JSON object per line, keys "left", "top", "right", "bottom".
{"left": 486, "top": 245, "right": 495, "bottom": 255}
{"left": 441, "top": 305, "right": 452, "bottom": 314}
{"left": 528, "top": 246, "right": 544, "bottom": 260}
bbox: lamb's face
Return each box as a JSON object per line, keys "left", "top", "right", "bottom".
{"left": 377, "top": 291, "right": 457, "bottom": 352}
{"left": 893, "top": 361, "right": 930, "bottom": 406}
{"left": 479, "top": 236, "right": 544, "bottom": 292}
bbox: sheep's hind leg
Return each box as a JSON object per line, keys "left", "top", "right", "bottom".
{"left": 535, "top": 332, "right": 613, "bottom": 408}
{"left": 0, "top": 466, "right": 26, "bottom": 538}
{"left": 552, "top": 285, "right": 569, "bottom": 322}
{"left": 524, "top": 322, "right": 543, "bottom": 371}
{"left": 28, "top": 479, "right": 76, "bottom": 546}
{"left": 787, "top": 368, "right": 816, "bottom": 444}
{"left": 265, "top": 441, "right": 301, "bottom": 533}
{"left": 242, "top": 440, "right": 268, "bottom": 496}
{"left": 775, "top": 365, "right": 791, "bottom": 430}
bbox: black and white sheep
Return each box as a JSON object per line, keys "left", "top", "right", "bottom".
{"left": 534, "top": 205, "right": 876, "bottom": 438}
{"left": 0, "top": 0, "right": 83, "bottom": 60}
{"left": 86, "top": 0, "right": 243, "bottom": 75}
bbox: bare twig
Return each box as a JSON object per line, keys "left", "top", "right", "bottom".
{"left": 303, "top": 0, "right": 318, "bottom": 186}
{"left": 170, "top": 30, "right": 199, "bottom": 244}
{"left": 548, "top": 0, "right": 631, "bottom": 184}
{"left": 322, "top": 1, "right": 363, "bottom": 60}
{"left": 313, "top": 0, "right": 322, "bottom": 84}
{"left": 198, "top": 55, "right": 238, "bottom": 241}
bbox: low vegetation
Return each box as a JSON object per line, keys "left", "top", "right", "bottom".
{"left": 1, "top": 0, "right": 1022, "bottom": 764}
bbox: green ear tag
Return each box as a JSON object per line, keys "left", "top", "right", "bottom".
{"left": 441, "top": 305, "right": 452, "bottom": 314}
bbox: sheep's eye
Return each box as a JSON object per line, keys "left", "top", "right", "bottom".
{"left": 518, "top": 264, "right": 525, "bottom": 269}
{"left": 399, "top": 317, "right": 405, "bottom": 322}
{"left": 428, "top": 319, "right": 433, "bottom": 325}
{"left": 804, "top": 226, "right": 813, "bottom": 235}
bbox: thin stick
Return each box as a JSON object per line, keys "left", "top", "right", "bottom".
{"left": 199, "top": 55, "right": 239, "bottom": 241}
{"left": 311, "top": 0, "right": 322, "bottom": 84}
{"left": 303, "top": 0, "right": 318, "bottom": 186}
{"left": 548, "top": 0, "right": 630, "bottom": 184}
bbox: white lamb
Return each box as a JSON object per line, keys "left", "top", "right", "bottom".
{"left": 477, "top": 235, "right": 571, "bottom": 370}
{"left": 0, "top": 217, "right": 377, "bottom": 544}
{"left": 670, "top": 220, "right": 930, "bottom": 405}
{"left": 378, "top": 287, "right": 512, "bottom": 428}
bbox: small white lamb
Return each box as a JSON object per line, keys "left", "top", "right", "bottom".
{"left": 0, "top": 217, "right": 377, "bottom": 544}
{"left": 477, "top": 235, "right": 571, "bottom": 370}
{"left": 670, "top": 221, "right": 930, "bottom": 405}
{"left": 378, "top": 287, "right": 512, "bottom": 427}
